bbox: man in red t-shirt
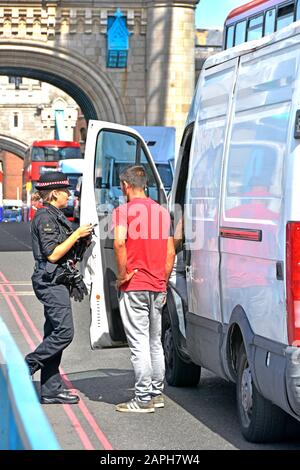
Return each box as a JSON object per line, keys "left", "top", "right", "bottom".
{"left": 112, "top": 165, "right": 175, "bottom": 413}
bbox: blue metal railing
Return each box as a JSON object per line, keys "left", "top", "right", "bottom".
{"left": 0, "top": 318, "right": 60, "bottom": 450}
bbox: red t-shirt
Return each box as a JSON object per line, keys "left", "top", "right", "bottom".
{"left": 112, "top": 197, "right": 171, "bottom": 292}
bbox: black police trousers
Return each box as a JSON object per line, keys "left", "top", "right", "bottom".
{"left": 25, "top": 266, "right": 74, "bottom": 397}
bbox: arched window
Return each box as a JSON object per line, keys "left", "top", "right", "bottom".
{"left": 3, "top": 19, "right": 11, "bottom": 36}
{"left": 14, "top": 113, "right": 19, "bottom": 128}
{"left": 80, "top": 127, "right": 87, "bottom": 142}
{"left": 33, "top": 20, "right": 41, "bottom": 37}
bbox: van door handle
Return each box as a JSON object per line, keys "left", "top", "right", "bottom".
{"left": 276, "top": 261, "right": 284, "bottom": 281}
{"left": 184, "top": 248, "right": 191, "bottom": 266}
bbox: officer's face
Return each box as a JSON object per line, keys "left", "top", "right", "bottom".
{"left": 54, "top": 188, "right": 71, "bottom": 208}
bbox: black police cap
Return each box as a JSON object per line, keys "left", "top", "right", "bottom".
{"left": 35, "top": 171, "right": 71, "bottom": 190}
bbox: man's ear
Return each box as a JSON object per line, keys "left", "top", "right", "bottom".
{"left": 122, "top": 180, "right": 129, "bottom": 191}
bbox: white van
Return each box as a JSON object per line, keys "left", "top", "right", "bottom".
{"left": 166, "top": 22, "right": 300, "bottom": 443}
{"left": 81, "top": 23, "right": 300, "bottom": 443}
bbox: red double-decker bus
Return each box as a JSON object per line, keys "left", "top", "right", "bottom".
{"left": 224, "top": 0, "right": 300, "bottom": 49}
{"left": 23, "top": 140, "right": 81, "bottom": 220}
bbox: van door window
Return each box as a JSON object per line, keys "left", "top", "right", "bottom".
{"left": 141, "top": 149, "right": 159, "bottom": 202}
{"left": 224, "top": 107, "right": 289, "bottom": 219}
{"left": 94, "top": 130, "right": 137, "bottom": 213}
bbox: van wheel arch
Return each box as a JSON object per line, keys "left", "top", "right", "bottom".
{"left": 162, "top": 292, "right": 201, "bottom": 387}
{"left": 226, "top": 305, "right": 256, "bottom": 384}
{"left": 227, "top": 322, "right": 243, "bottom": 380}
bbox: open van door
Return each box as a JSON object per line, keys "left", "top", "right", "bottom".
{"left": 80, "top": 121, "right": 167, "bottom": 348}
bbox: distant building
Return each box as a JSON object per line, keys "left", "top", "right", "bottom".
{"left": 195, "top": 29, "right": 223, "bottom": 80}
{"left": 0, "top": 77, "right": 79, "bottom": 199}
{"left": 0, "top": 77, "right": 79, "bottom": 144}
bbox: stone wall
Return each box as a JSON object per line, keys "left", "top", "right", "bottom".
{"left": 0, "top": 1, "right": 198, "bottom": 145}
{"left": 0, "top": 77, "right": 79, "bottom": 145}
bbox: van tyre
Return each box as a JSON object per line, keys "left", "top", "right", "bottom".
{"left": 163, "top": 315, "right": 201, "bottom": 387}
{"left": 236, "top": 344, "right": 286, "bottom": 443}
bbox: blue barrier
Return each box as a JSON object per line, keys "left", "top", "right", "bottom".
{"left": 0, "top": 318, "right": 60, "bottom": 450}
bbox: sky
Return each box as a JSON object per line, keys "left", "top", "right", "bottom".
{"left": 195, "top": 0, "right": 243, "bottom": 29}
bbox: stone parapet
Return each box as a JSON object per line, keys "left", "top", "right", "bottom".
{"left": 0, "top": 2, "right": 148, "bottom": 38}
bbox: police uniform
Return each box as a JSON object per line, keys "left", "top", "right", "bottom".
{"left": 25, "top": 172, "right": 80, "bottom": 405}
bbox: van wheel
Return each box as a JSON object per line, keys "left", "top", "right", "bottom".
{"left": 236, "top": 344, "right": 286, "bottom": 443}
{"left": 163, "top": 315, "right": 201, "bottom": 387}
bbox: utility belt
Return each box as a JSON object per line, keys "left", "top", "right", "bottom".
{"left": 36, "top": 260, "right": 88, "bottom": 302}
{"left": 35, "top": 260, "right": 47, "bottom": 270}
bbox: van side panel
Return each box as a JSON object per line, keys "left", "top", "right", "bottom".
{"left": 220, "top": 43, "right": 300, "bottom": 344}
{"left": 185, "top": 59, "right": 238, "bottom": 371}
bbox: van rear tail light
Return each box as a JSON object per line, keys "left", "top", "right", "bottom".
{"left": 286, "top": 222, "right": 300, "bottom": 346}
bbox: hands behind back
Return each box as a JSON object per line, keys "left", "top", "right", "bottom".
{"left": 116, "top": 269, "right": 138, "bottom": 289}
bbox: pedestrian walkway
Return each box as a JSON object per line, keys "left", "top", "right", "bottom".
{"left": 0, "top": 317, "right": 59, "bottom": 449}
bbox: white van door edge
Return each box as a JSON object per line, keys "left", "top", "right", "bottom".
{"left": 80, "top": 120, "right": 166, "bottom": 348}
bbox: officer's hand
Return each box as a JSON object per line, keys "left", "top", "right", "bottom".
{"left": 74, "top": 224, "right": 94, "bottom": 239}
{"left": 70, "top": 278, "right": 88, "bottom": 302}
{"left": 70, "top": 286, "right": 83, "bottom": 302}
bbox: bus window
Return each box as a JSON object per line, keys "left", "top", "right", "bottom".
{"left": 265, "top": 8, "right": 276, "bottom": 35}
{"left": 277, "top": 3, "right": 294, "bottom": 30}
{"left": 23, "top": 140, "right": 82, "bottom": 221}
{"left": 31, "top": 145, "right": 81, "bottom": 161}
{"left": 224, "top": 0, "right": 298, "bottom": 49}
{"left": 226, "top": 25, "right": 234, "bottom": 49}
{"left": 297, "top": 0, "right": 300, "bottom": 20}
{"left": 247, "top": 14, "right": 264, "bottom": 41}
{"left": 235, "top": 20, "right": 247, "bottom": 45}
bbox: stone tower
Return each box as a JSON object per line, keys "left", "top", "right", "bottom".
{"left": 146, "top": 0, "right": 197, "bottom": 139}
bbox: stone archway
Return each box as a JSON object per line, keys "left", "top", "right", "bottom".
{"left": 0, "top": 134, "right": 28, "bottom": 159}
{"left": 0, "top": 39, "right": 127, "bottom": 123}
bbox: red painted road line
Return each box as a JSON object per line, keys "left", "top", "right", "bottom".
{"left": 62, "top": 374, "right": 114, "bottom": 450}
{"left": 62, "top": 404, "right": 94, "bottom": 450}
{"left": 0, "top": 271, "right": 114, "bottom": 450}
{"left": 0, "top": 283, "right": 36, "bottom": 350}
{"left": 0, "top": 274, "right": 94, "bottom": 451}
{"left": 0, "top": 272, "right": 42, "bottom": 343}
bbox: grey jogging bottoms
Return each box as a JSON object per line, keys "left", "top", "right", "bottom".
{"left": 119, "top": 291, "right": 166, "bottom": 402}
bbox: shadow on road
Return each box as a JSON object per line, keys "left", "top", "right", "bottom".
{"left": 164, "top": 370, "right": 300, "bottom": 450}
{"left": 67, "top": 366, "right": 300, "bottom": 450}
{"left": 65, "top": 367, "right": 134, "bottom": 404}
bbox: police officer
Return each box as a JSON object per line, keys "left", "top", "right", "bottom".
{"left": 25, "top": 171, "right": 93, "bottom": 404}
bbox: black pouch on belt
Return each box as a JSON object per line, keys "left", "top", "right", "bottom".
{"left": 42, "top": 262, "right": 59, "bottom": 283}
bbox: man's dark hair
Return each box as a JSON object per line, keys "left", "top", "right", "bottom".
{"left": 119, "top": 165, "right": 148, "bottom": 189}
